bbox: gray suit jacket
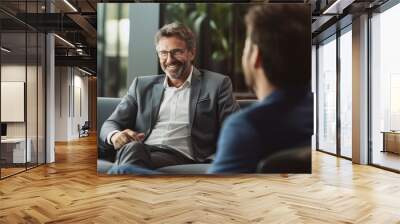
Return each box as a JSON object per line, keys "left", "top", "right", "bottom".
{"left": 100, "top": 67, "right": 239, "bottom": 162}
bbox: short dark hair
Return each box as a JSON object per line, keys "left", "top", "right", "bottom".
{"left": 245, "top": 4, "right": 311, "bottom": 88}
{"left": 155, "top": 22, "right": 196, "bottom": 51}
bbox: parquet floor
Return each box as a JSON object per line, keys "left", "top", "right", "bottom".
{"left": 1, "top": 135, "right": 400, "bottom": 223}
{"left": 372, "top": 150, "right": 400, "bottom": 171}
{"left": 1, "top": 167, "right": 26, "bottom": 177}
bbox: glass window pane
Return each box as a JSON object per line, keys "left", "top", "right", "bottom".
{"left": 318, "top": 36, "right": 337, "bottom": 154}
{"left": 99, "top": 3, "right": 130, "bottom": 97}
{"left": 1, "top": 30, "right": 28, "bottom": 177}
{"left": 1, "top": 0, "right": 46, "bottom": 179}
{"left": 27, "top": 31, "right": 38, "bottom": 169}
{"left": 371, "top": 3, "right": 400, "bottom": 171}
{"left": 38, "top": 32, "right": 45, "bottom": 165}
{"left": 340, "top": 29, "right": 352, "bottom": 158}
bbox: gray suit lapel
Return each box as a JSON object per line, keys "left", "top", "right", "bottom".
{"left": 190, "top": 68, "right": 202, "bottom": 129}
{"left": 150, "top": 82, "right": 164, "bottom": 129}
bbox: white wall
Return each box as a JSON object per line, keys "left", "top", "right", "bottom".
{"left": 1, "top": 63, "right": 46, "bottom": 164}
{"left": 71, "top": 72, "right": 89, "bottom": 138}
{"left": 1, "top": 66, "right": 26, "bottom": 137}
{"left": 55, "top": 67, "right": 69, "bottom": 141}
{"left": 1, "top": 65, "right": 40, "bottom": 137}
{"left": 55, "top": 67, "right": 89, "bottom": 141}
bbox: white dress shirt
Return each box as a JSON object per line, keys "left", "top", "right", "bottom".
{"left": 107, "top": 66, "right": 194, "bottom": 159}
{"left": 144, "top": 67, "right": 193, "bottom": 159}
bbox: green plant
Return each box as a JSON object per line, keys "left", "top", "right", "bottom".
{"left": 164, "top": 3, "right": 233, "bottom": 62}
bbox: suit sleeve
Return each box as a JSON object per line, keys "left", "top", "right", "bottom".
{"left": 217, "top": 76, "right": 239, "bottom": 125}
{"left": 100, "top": 78, "right": 139, "bottom": 146}
{"left": 208, "top": 115, "right": 262, "bottom": 173}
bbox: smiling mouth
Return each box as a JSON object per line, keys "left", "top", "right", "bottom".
{"left": 167, "top": 64, "right": 180, "bottom": 70}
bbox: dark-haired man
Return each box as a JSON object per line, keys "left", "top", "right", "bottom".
{"left": 100, "top": 22, "right": 238, "bottom": 173}
{"left": 209, "top": 4, "right": 313, "bottom": 173}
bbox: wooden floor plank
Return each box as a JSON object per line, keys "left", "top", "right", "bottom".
{"left": 0, "top": 135, "right": 400, "bottom": 223}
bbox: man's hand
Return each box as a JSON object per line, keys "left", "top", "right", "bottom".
{"left": 111, "top": 129, "right": 145, "bottom": 150}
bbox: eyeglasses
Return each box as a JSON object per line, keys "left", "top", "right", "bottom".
{"left": 156, "top": 48, "right": 186, "bottom": 59}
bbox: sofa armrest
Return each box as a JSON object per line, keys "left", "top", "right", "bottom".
{"left": 257, "top": 146, "right": 311, "bottom": 173}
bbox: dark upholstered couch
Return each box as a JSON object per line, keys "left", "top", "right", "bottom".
{"left": 97, "top": 97, "right": 310, "bottom": 174}
{"left": 97, "top": 97, "right": 256, "bottom": 174}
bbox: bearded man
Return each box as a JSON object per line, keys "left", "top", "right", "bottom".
{"left": 100, "top": 22, "right": 238, "bottom": 173}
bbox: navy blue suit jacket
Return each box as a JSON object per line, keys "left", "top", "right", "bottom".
{"left": 208, "top": 87, "right": 313, "bottom": 173}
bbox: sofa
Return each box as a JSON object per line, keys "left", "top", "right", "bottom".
{"left": 97, "top": 97, "right": 311, "bottom": 174}
{"left": 97, "top": 97, "right": 256, "bottom": 174}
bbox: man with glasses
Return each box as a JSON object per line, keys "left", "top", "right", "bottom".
{"left": 100, "top": 22, "right": 238, "bottom": 173}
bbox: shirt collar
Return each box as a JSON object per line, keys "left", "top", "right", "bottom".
{"left": 163, "top": 66, "right": 193, "bottom": 89}
{"left": 261, "top": 86, "right": 310, "bottom": 104}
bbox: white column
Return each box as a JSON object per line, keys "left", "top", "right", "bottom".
{"left": 352, "top": 14, "right": 369, "bottom": 164}
{"left": 312, "top": 45, "right": 317, "bottom": 150}
{"left": 46, "top": 33, "right": 55, "bottom": 163}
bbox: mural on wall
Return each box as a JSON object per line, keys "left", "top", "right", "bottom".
{"left": 97, "top": 3, "right": 312, "bottom": 175}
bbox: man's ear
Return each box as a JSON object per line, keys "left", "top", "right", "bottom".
{"left": 249, "top": 45, "right": 262, "bottom": 69}
{"left": 253, "top": 46, "right": 263, "bottom": 69}
{"left": 189, "top": 48, "right": 196, "bottom": 61}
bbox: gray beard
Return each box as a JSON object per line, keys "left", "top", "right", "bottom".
{"left": 168, "top": 64, "right": 187, "bottom": 80}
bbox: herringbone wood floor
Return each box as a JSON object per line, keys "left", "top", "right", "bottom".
{"left": 1, "top": 135, "right": 400, "bottom": 223}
